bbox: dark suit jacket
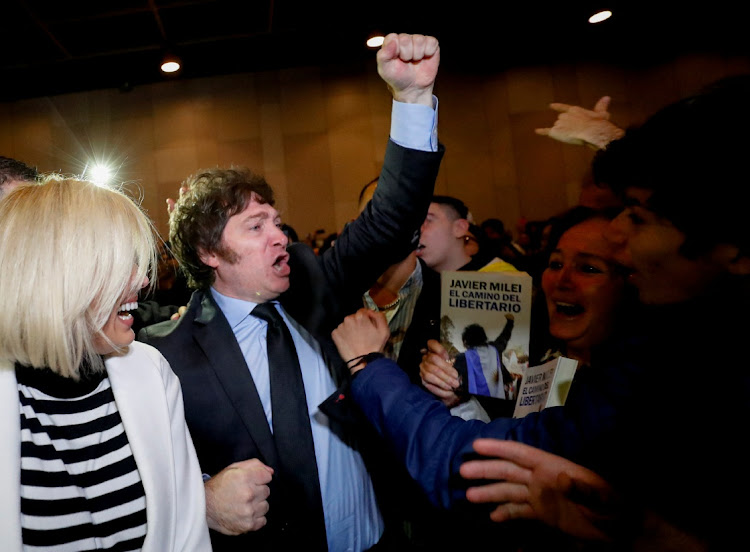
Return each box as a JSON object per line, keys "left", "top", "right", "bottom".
{"left": 132, "top": 299, "right": 179, "bottom": 336}
{"left": 139, "top": 140, "right": 443, "bottom": 551}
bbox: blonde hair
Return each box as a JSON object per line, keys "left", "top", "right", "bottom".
{"left": 0, "top": 177, "right": 157, "bottom": 379}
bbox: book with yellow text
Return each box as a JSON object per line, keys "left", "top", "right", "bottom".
{"left": 440, "top": 269, "right": 532, "bottom": 400}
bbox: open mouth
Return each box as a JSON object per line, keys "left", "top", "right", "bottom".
{"left": 273, "top": 253, "right": 290, "bottom": 273}
{"left": 118, "top": 301, "right": 138, "bottom": 320}
{"left": 554, "top": 302, "right": 584, "bottom": 317}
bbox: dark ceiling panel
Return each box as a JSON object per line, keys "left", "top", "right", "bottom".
{"left": 48, "top": 12, "right": 163, "bottom": 57}
{"left": 24, "top": 0, "right": 151, "bottom": 22}
{"left": 159, "top": 1, "right": 272, "bottom": 43}
{"left": 0, "top": 0, "right": 748, "bottom": 101}
{"left": 1, "top": 2, "right": 64, "bottom": 66}
{"left": 271, "top": 0, "right": 341, "bottom": 31}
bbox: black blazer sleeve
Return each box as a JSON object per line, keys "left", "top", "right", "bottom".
{"left": 317, "top": 140, "right": 444, "bottom": 310}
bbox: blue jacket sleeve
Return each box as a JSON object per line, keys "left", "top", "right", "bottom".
{"left": 351, "top": 357, "right": 612, "bottom": 510}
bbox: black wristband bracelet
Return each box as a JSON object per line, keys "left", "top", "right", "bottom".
{"left": 346, "top": 354, "right": 367, "bottom": 366}
{"left": 348, "top": 352, "right": 385, "bottom": 370}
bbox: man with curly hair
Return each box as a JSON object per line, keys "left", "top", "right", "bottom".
{"left": 140, "top": 33, "right": 444, "bottom": 552}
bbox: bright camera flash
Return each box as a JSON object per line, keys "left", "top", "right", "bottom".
{"left": 87, "top": 164, "right": 114, "bottom": 187}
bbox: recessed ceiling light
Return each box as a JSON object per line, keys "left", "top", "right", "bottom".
{"left": 366, "top": 35, "right": 384, "bottom": 48}
{"left": 161, "top": 60, "right": 180, "bottom": 73}
{"left": 589, "top": 10, "right": 613, "bottom": 24}
{"left": 160, "top": 52, "right": 181, "bottom": 74}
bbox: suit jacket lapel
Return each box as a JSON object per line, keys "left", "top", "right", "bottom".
{"left": 193, "top": 292, "right": 279, "bottom": 468}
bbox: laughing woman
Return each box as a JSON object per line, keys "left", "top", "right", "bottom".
{"left": 421, "top": 206, "right": 633, "bottom": 410}
{"left": 532, "top": 205, "right": 632, "bottom": 367}
{"left": 0, "top": 177, "right": 211, "bottom": 551}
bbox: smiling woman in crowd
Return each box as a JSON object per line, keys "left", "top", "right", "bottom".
{"left": 0, "top": 177, "right": 210, "bottom": 551}
{"left": 534, "top": 205, "right": 632, "bottom": 367}
{"left": 422, "top": 205, "right": 633, "bottom": 408}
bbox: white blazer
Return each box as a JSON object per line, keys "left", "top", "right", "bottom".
{"left": 0, "top": 341, "right": 212, "bottom": 551}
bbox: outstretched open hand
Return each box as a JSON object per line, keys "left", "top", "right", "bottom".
{"left": 535, "top": 96, "right": 624, "bottom": 150}
{"left": 461, "top": 439, "right": 623, "bottom": 541}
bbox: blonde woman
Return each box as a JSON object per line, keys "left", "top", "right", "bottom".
{"left": 0, "top": 178, "right": 211, "bottom": 551}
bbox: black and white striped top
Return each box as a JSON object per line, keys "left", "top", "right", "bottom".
{"left": 16, "top": 363, "right": 148, "bottom": 551}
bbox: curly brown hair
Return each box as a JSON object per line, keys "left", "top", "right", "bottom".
{"left": 0, "top": 155, "right": 38, "bottom": 189}
{"left": 169, "top": 167, "right": 275, "bottom": 289}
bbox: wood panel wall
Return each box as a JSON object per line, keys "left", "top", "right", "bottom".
{"left": 1, "top": 52, "right": 748, "bottom": 241}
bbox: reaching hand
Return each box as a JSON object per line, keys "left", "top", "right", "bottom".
{"left": 377, "top": 33, "right": 440, "bottom": 106}
{"left": 332, "top": 308, "right": 389, "bottom": 373}
{"left": 170, "top": 305, "right": 188, "bottom": 320}
{"left": 420, "top": 339, "right": 461, "bottom": 407}
{"left": 535, "top": 96, "right": 624, "bottom": 150}
{"left": 166, "top": 184, "right": 190, "bottom": 218}
{"left": 204, "top": 459, "right": 274, "bottom": 535}
{"left": 461, "top": 439, "right": 623, "bottom": 541}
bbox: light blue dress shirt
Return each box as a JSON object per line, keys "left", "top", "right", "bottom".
{"left": 391, "top": 97, "right": 439, "bottom": 152}
{"left": 211, "top": 290, "right": 382, "bottom": 551}
{"left": 209, "top": 99, "right": 437, "bottom": 550}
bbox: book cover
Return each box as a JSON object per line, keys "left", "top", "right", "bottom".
{"left": 512, "top": 356, "right": 578, "bottom": 418}
{"left": 440, "top": 270, "right": 533, "bottom": 400}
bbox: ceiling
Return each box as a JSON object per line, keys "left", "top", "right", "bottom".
{"left": 3, "top": 1, "right": 749, "bottom": 101}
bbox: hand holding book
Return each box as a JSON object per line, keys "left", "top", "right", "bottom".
{"left": 419, "top": 339, "right": 462, "bottom": 408}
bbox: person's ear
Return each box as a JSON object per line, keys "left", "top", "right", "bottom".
{"left": 453, "top": 218, "right": 469, "bottom": 239}
{"left": 199, "top": 249, "right": 220, "bottom": 269}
